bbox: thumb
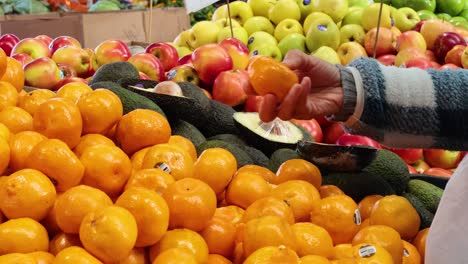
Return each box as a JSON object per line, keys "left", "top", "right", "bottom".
{"left": 282, "top": 49, "right": 305, "bottom": 69}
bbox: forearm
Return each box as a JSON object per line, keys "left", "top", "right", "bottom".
{"left": 336, "top": 58, "right": 468, "bottom": 150}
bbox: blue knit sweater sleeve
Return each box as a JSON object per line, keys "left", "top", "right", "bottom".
{"left": 343, "top": 58, "right": 468, "bottom": 150}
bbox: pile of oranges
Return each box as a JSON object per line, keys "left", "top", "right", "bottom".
{"left": 0, "top": 48, "right": 429, "bottom": 264}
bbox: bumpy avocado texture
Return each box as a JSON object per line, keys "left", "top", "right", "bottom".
{"left": 89, "top": 62, "right": 140, "bottom": 85}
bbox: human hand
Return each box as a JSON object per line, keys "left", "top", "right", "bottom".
{"left": 258, "top": 49, "right": 344, "bottom": 122}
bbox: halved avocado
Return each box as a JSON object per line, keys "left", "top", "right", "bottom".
{"left": 233, "top": 112, "right": 305, "bottom": 156}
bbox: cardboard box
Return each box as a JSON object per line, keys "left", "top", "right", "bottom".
{"left": 142, "top": 7, "right": 191, "bottom": 43}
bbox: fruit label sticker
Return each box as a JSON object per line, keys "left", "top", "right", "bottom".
{"left": 403, "top": 248, "right": 410, "bottom": 257}
{"left": 248, "top": 37, "right": 255, "bottom": 45}
{"left": 353, "top": 209, "right": 362, "bottom": 225}
{"left": 359, "top": 245, "right": 377, "bottom": 258}
{"left": 167, "top": 69, "right": 177, "bottom": 80}
{"left": 317, "top": 25, "right": 327, "bottom": 32}
{"left": 155, "top": 162, "right": 172, "bottom": 174}
{"left": 303, "top": 0, "right": 311, "bottom": 5}
{"left": 184, "top": 0, "right": 219, "bottom": 13}
{"left": 252, "top": 50, "right": 259, "bottom": 56}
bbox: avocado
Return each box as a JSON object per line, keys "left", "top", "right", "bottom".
{"left": 89, "top": 62, "right": 140, "bottom": 85}
{"left": 402, "top": 192, "right": 434, "bottom": 229}
{"left": 89, "top": 81, "right": 165, "bottom": 117}
{"left": 363, "top": 149, "right": 410, "bottom": 195}
{"left": 233, "top": 112, "right": 306, "bottom": 156}
{"left": 296, "top": 125, "right": 313, "bottom": 141}
{"left": 268, "top": 148, "right": 301, "bottom": 173}
{"left": 208, "top": 134, "right": 247, "bottom": 146}
{"left": 407, "top": 179, "right": 444, "bottom": 214}
{"left": 170, "top": 119, "right": 206, "bottom": 148}
{"left": 197, "top": 140, "right": 253, "bottom": 168}
{"left": 199, "top": 100, "right": 239, "bottom": 137}
{"left": 239, "top": 146, "right": 270, "bottom": 168}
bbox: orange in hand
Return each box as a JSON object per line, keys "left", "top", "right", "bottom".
{"left": 247, "top": 56, "right": 299, "bottom": 101}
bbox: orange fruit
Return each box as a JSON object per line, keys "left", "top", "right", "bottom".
{"left": 292, "top": 222, "right": 334, "bottom": 258}
{"left": 55, "top": 82, "right": 93, "bottom": 103}
{"left": 0, "top": 253, "right": 37, "bottom": 264}
{"left": 243, "top": 245, "right": 300, "bottom": 264}
{"left": 369, "top": 195, "right": 421, "bottom": 240}
{"left": 0, "top": 106, "right": 33, "bottom": 133}
{"left": 412, "top": 228, "right": 428, "bottom": 260}
{"left": 242, "top": 215, "right": 297, "bottom": 257}
{"left": 76, "top": 89, "right": 123, "bottom": 135}
{"left": 55, "top": 185, "right": 113, "bottom": 234}
{"left": 130, "top": 146, "right": 151, "bottom": 171}
{"left": 1, "top": 57, "right": 25, "bottom": 92}
{"left": 79, "top": 206, "right": 138, "bottom": 263}
{"left": 352, "top": 225, "right": 404, "bottom": 264}
{"left": 225, "top": 171, "right": 272, "bottom": 209}
{"left": 271, "top": 180, "right": 321, "bottom": 222}
{"left": 310, "top": 195, "right": 361, "bottom": 245}
{"left": 27, "top": 251, "right": 55, "bottom": 264}
{"left": 33, "top": 97, "right": 83, "bottom": 149}
{"left": 0, "top": 81, "right": 18, "bottom": 111}
{"left": 333, "top": 244, "right": 354, "bottom": 260}
{"left": 49, "top": 232, "right": 83, "bottom": 255}
{"left": 168, "top": 135, "right": 198, "bottom": 162}
{"left": 358, "top": 195, "right": 383, "bottom": 221}
{"left": 0, "top": 217, "right": 49, "bottom": 254}
{"left": 0, "top": 47, "right": 8, "bottom": 78}
{"left": 0, "top": 168, "right": 56, "bottom": 221}
{"left": 0, "top": 122, "right": 10, "bottom": 141}
{"left": 273, "top": 159, "right": 322, "bottom": 189}
{"left": 80, "top": 144, "right": 132, "bottom": 197}
{"left": 152, "top": 248, "right": 198, "bottom": 264}
{"left": 242, "top": 196, "right": 295, "bottom": 224}
{"left": 26, "top": 138, "right": 85, "bottom": 192}
{"left": 141, "top": 143, "right": 194, "bottom": 180}
{"left": 8, "top": 131, "right": 47, "bottom": 172}
{"left": 115, "top": 109, "right": 171, "bottom": 155}
{"left": 0, "top": 138, "right": 9, "bottom": 175}
{"left": 319, "top": 185, "right": 345, "bottom": 198}
{"left": 17, "top": 89, "right": 56, "bottom": 116}
{"left": 247, "top": 56, "right": 299, "bottom": 101}
{"left": 402, "top": 240, "right": 421, "bottom": 264}
{"left": 359, "top": 219, "right": 371, "bottom": 231}
{"left": 351, "top": 243, "right": 394, "bottom": 264}
{"left": 53, "top": 246, "right": 102, "bottom": 264}
{"left": 162, "top": 177, "right": 217, "bottom": 231}
{"left": 41, "top": 192, "right": 62, "bottom": 238}
{"left": 117, "top": 247, "right": 148, "bottom": 264}
{"left": 236, "top": 164, "right": 276, "bottom": 183}
{"left": 115, "top": 187, "right": 170, "bottom": 247}
{"left": 125, "top": 168, "right": 175, "bottom": 195}
{"left": 207, "top": 254, "right": 233, "bottom": 264}
{"left": 73, "top": 133, "right": 116, "bottom": 157}
{"left": 301, "top": 255, "right": 331, "bottom": 264}
{"left": 149, "top": 228, "right": 209, "bottom": 264}
{"left": 193, "top": 147, "right": 237, "bottom": 195}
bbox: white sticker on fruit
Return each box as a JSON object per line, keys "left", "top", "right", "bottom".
{"left": 354, "top": 209, "right": 362, "bottom": 225}
{"left": 404, "top": 248, "right": 410, "bottom": 257}
{"left": 156, "top": 162, "right": 172, "bottom": 174}
{"left": 359, "top": 245, "right": 377, "bottom": 258}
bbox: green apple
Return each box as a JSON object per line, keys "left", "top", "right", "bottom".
{"left": 274, "top": 19, "right": 304, "bottom": 42}
{"left": 340, "top": 24, "right": 366, "bottom": 45}
{"left": 450, "top": 16, "right": 467, "bottom": 23}
{"left": 295, "top": 0, "right": 314, "bottom": 21}
{"left": 311, "top": 46, "right": 341, "bottom": 64}
{"left": 278, "top": 33, "right": 307, "bottom": 57}
{"left": 391, "top": 0, "right": 436, "bottom": 12}
{"left": 436, "top": 0, "right": 465, "bottom": 17}
{"left": 247, "top": 31, "right": 278, "bottom": 51}
{"left": 243, "top": 16, "right": 275, "bottom": 35}
{"left": 188, "top": 21, "right": 221, "bottom": 49}
{"left": 417, "top": 10, "right": 438, "bottom": 20}
{"left": 348, "top": 0, "right": 370, "bottom": 7}
{"left": 459, "top": 9, "right": 468, "bottom": 20}
{"left": 268, "top": 0, "right": 301, "bottom": 25}
{"left": 213, "top": 1, "right": 254, "bottom": 25}
{"left": 215, "top": 18, "right": 242, "bottom": 29}
{"left": 247, "top": 0, "right": 278, "bottom": 17}
{"left": 437, "top": 13, "right": 452, "bottom": 21}
{"left": 212, "top": 5, "right": 227, "bottom": 21}
{"left": 217, "top": 26, "right": 249, "bottom": 45}
{"left": 393, "top": 7, "right": 421, "bottom": 32}
{"left": 175, "top": 46, "right": 192, "bottom": 57}
{"left": 249, "top": 44, "right": 283, "bottom": 61}
{"left": 453, "top": 20, "right": 468, "bottom": 29}
{"left": 303, "top": 12, "right": 334, "bottom": 34}
{"left": 173, "top": 30, "right": 192, "bottom": 49}
{"left": 342, "top": 7, "right": 364, "bottom": 25}
{"left": 311, "top": 0, "right": 349, "bottom": 23}
{"left": 362, "top": 3, "right": 393, "bottom": 31}
{"left": 305, "top": 17, "right": 340, "bottom": 52}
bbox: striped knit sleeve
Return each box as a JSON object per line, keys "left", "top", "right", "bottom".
{"left": 341, "top": 58, "right": 468, "bottom": 150}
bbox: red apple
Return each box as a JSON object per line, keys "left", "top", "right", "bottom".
{"left": 166, "top": 65, "right": 200, "bottom": 85}
{"left": 145, "top": 42, "right": 179, "bottom": 72}
{"left": 463, "top": 46, "right": 468, "bottom": 69}
{"left": 35, "top": 35, "right": 53, "bottom": 47}
{"left": 127, "top": 53, "right": 166, "bottom": 82}
{"left": 377, "top": 54, "right": 396, "bottom": 66}
{"left": 430, "top": 61, "right": 441, "bottom": 69}
{"left": 0, "top": 34, "right": 20, "bottom": 56}
{"left": 11, "top": 38, "right": 51, "bottom": 59}
{"left": 395, "top": 47, "right": 427, "bottom": 67}
{"left": 201, "top": 88, "right": 212, "bottom": 99}
{"left": 291, "top": 119, "right": 323, "bottom": 143}
{"left": 404, "top": 58, "right": 432, "bottom": 69}
{"left": 139, "top": 72, "right": 151, "bottom": 80}
{"left": 23, "top": 57, "right": 63, "bottom": 90}
{"left": 420, "top": 19, "right": 456, "bottom": 50}
{"left": 323, "top": 122, "right": 346, "bottom": 144}
{"left": 191, "top": 43, "right": 233, "bottom": 85}
{"left": 439, "top": 63, "right": 460, "bottom": 70}
{"left": 423, "top": 149, "right": 461, "bottom": 169}
{"left": 94, "top": 39, "right": 131, "bottom": 67}
{"left": 178, "top": 54, "right": 193, "bottom": 65}
{"left": 395, "top": 31, "right": 427, "bottom": 53}
{"left": 54, "top": 76, "right": 88, "bottom": 90}
{"left": 244, "top": 95, "right": 261, "bottom": 112}
{"left": 11, "top": 53, "right": 33, "bottom": 66}
{"left": 212, "top": 69, "right": 249, "bottom": 107}
{"left": 52, "top": 46, "right": 92, "bottom": 78}
{"left": 424, "top": 167, "right": 453, "bottom": 178}
{"left": 48, "top": 36, "right": 81, "bottom": 55}
{"left": 412, "top": 20, "right": 427, "bottom": 32}
{"left": 219, "top": 38, "right": 250, "bottom": 70}
{"left": 315, "top": 116, "right": 333, "bottom": 127}
{"left": 412, "top": 159, "right": 430, "bottom": 174}
{"left": 364, "top": 27, "right": 395, "bottom": 57}
{"left": 445, "top": 45, "right": 466, "bottom": 66}
{"left": 407, "top": 164, "right": 418, "bottom": 174}
{"left": 433, "top": 32, "right": 466, "bottom": 62}
{"left": 425, "top": 50, "right": 437, "bottom": 62}
{"left": 388, "top": 148, "right": 423, "bottom": 164}
{"left": 336, "top": 134, "right": 381, "bottom": 148}
{"left": 56, "top": 63, "right": 77, "bottom": 78}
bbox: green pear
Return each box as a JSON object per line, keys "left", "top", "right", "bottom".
{"left": 311, "top": 46, "right": 341, "bottom": 64}
{"left": 305, "top": 16, "right": 341, "bottom": 52}
{"left": 244, "top": 16, "right": 275, "bottom": 35}
{"left": 311, "top": 0, "right": 349, "bottom": 23}
{"left": 247, "top": 0, "right": 278, "bottom": 17}
{"left": 278, "top": 33, "right": 307, "bottom": 57}
{"left": 268, "top": 0, "right": 301, "bottom": 25}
